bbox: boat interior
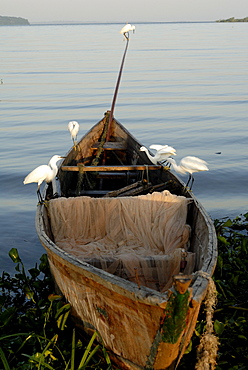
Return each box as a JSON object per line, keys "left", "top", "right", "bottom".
{"left": 42, "top": 113, "right": 209, "bottom": 293}
{"left": 46, "top": 191, "right": 196, "bottom": 293}
{"left": 48, "top": 113, "right": 184, "bottom": 200}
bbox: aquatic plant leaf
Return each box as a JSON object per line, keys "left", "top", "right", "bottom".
{"left": 55, "top": 303, "right": 71, "bottom": 319}
{"left": 48, "top": 294, "right": 62, "bottom": 302}
{"left": 39, "top": 254, "right": 49, "bottom": 272}
{"left": 217, "top": 255, "right": 224, "bottom": 273}
{"left": 78, "top": 331, "right": 98, "bottom": 367}
{"left": 101, "top": 346, "right": 112, "bottom": 365}
{"left": 24, "top": 286, "right": 35, "bottom": 302}
{"left": 0, "top": 307, "right": 16, "bottom": 327}
{"left": 184, "top": 339, "right": 192, "bottom": 354}
{"left": 8, "top": 248, "right": 21, "bottom": 263}
{"left": 28, "top": 352, "right": 54, "bottom": 369}
{"left": 238, "top": 335, "right": 247, "bottom": 340}
{"left": 0, "top": 346, "right": 11, "bottom": 370}
{"left": 55, "top": 303, "right": 70, "bottom": 330}
{"left": 214, "top": 320, "right": 225, "bottom": 335}
{"left": 79, "top": 344, "right": 100, "bottom": 369}
{"left": 28, "top": 267, "right": 40, "bottom": 279}
{"left": 222, "top": 219, "right": 233, "bottom": 228}
{"left": 217, "top": 235, "right": 229, "bottom": 245}
{"left": 241, "top": 238, "right": 248, "bottom": 253}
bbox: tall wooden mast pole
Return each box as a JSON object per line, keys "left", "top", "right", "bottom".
{"left": 106, "top": 35, "right": 130, "bottom": 141}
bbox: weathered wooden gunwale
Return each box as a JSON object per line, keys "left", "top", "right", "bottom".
{"left": 36, "top": 113, "right": 217, "bottom": 370}
{"left": 61, "top": 165, "right": 163, "bottom": 171}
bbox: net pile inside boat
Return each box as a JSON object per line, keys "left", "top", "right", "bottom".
{"left": 48, "top": 190, "right": 195, "bottom": 292}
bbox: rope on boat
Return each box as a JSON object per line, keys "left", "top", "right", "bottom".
{"left": 141, "top": 164, "right": 150, "bottom": 184}
{"left": 76, "top": 114, "right": 110, "bottom": 193}
{"left": 91, "top": 113, "right": 109, "bottom": 167}
{"left": 194, "top": 271, "right": 219, "bottom": 370}
{"left": 76, "top": 170, "right": 84, "bottom": 195}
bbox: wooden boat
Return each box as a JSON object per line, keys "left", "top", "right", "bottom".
{"left": 36, "top": 110, "right": 217, "bottom": 370}
{"left": 35, "top": 30, "right": 217, "bottom": 369}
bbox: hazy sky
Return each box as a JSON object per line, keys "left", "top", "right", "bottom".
{"left": 1, "top": 0, "right": 247, "bottom": 23}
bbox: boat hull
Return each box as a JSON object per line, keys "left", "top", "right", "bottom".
{"left": 36, "top": 113, "right": 217, "bottom": 369}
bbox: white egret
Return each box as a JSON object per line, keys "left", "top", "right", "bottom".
{"left": 120, "top": 24, "right": 135, "bottom": 39}
{"left": 23, "top": 155, "right": 64, "bottom": 202}
{"left": 68, "top": 121, "right": 79, "bottom": 148}
{"left": 140, "top": 145, "right": 176, "bottom": 164}
{"left": 166, "top": 156, "right": 209, "bottom": 189}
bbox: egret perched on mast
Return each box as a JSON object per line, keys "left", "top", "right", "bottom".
{"left": 120, "top": 23, "right": 135, "bottom": 40}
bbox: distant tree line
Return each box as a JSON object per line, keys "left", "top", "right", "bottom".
{"left": 216, "top": 16, "right": 248, "bottom": 22}
{"left": 0, "top": 15, "right": 30, "bottom": 25}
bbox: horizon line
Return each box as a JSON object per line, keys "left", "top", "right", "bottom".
{"left": 30, "top": 20, "right": 216, "bottom": 25}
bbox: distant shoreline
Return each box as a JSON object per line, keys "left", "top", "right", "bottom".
{"left": 0, "top": 15, "right": 30, "bottom": 25}
{"left": 216, "top": 16, "right": 248, "bottom": 22}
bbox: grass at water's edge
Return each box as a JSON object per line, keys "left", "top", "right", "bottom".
{"left": 0, "top": 214, "right": 247, "bottom": 370}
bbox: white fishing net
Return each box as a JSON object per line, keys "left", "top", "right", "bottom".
{"left": 47, "top": 190, "right": 195, "bottom": 292}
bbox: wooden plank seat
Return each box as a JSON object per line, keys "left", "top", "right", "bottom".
{"left": 91, "top": 141, "right": 127, "bottom": 150}
{"left": 95, "top": 172, "right": 138, "bottom": 179}
{"left": 61, "top": 165, "right": 164, "bottom": 172}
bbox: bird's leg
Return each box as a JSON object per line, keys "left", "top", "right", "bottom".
{"left": 185, "top": 174, "right": 191, "bottom": 188}
{"left": 124, "top": 32, "right": 129, "bottom": 40}
{"left": 160, "top": 161, "right": 171, "bottom": 171}
{"left": 163, "top": 160, "right": 171, "bottom": 168}
{"left": 37, "top": 188, "right": 44, "bottom": 205}
{"left": 73, "top": 138, "right": 78, "bottom": 151}
{"left": 189, "top": 176, "right": 195, "bottom": 190}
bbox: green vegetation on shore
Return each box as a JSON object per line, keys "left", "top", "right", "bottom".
{"left": 0, "top": 15, "right": 30, "bottom": 25}
{"left": 180, "top": 213, "right": 248, "bottom": 369}
{"left": 217, "top": 16, "right": 248, "bottom": 22}
{"left": 0, "top": 214, "right": 247, "bottom": 369}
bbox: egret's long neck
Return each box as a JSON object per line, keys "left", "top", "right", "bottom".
{"left": 170, "top": 159, "right": 179, "bottom": 171}
{"left": 168, "top": 158, "right": 186, "bottom": 174}
{"left": 167, "top": 158, "right": 177, "bottom": 170}
{"left": 49, "top": 160, "right": 59, "bottom": 176}
{"left": 144, "top": 148, "right": 156, "bottom": 164}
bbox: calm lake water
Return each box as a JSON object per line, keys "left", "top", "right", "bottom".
{"left": 0, "top": 22, "right": 247, "bottom": 273}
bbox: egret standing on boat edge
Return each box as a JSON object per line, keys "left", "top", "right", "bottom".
{"left": 140, "top": 144, "right": 176, "bottom": 164}
{"left": 166, "top": 156, "right": 209, "bottom": 189}
{"left": 68, "top": 120, "right": 79, "bottom": 149}
{"left": 23, "top": 155, "right": 64, "bottom": 203}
